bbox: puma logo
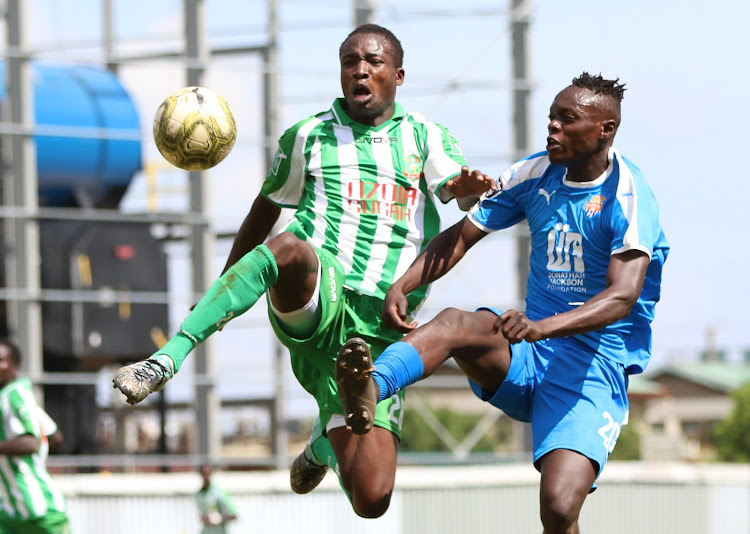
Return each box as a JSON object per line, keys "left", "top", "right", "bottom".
{"left": 539, "top": 188, "right": 556, "bottom": 205}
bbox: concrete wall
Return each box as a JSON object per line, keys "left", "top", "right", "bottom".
{"left": 55, "top": 462, "right": 750, "bottom": 534}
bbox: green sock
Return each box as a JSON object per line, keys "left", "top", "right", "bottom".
{"left": 309, "top": 434, "right": 350, "bottom": 501}
{"left": 154, "top": 245, "right": 278, "bottom": 372}
{"left": 309, "top": 434, "right": 337, "bottom": 470}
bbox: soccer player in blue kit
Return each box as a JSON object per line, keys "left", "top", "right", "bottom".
{"left": 335, "top": 72, "right": 669, "bottom": 533}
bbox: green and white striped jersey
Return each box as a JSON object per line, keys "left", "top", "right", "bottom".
{"left": 197, "top": 482, "right": 237, "bottom": 534}
{"left": 262, "top": 99, "right": 467, "bottom": 306}
{"left": 0, "top": 378, "right": 67, "bottom": 520}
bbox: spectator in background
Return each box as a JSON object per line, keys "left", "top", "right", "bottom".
{"left": 197, "top": 463, "right": 237, "bottom": 534}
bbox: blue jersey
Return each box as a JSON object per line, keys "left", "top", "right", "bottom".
{"left": 469, "top": 148, "right": 669, "bottom": 374}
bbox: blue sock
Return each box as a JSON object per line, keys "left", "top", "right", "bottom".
{"left": 372, "top": 342, "right": 424, "bottom": 402}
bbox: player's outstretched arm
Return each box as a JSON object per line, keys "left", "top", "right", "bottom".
{"left": 221, "top": 194, "right": 281, "bottom": 275}
{"left": 498, "top": 249, "right": 650, "bottom": 343}
{"left": 445, "top": 166, "right": 497, "bottom": 211}
{"left": 384, "top": 217, "right": 487, "bottom": 332}
{"left": 0, "top": 434, "right": 39, "bottom": 456}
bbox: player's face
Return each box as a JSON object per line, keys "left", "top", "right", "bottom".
{"left": 0, "top": 346, "right": 17, "bottom": 387}
{"left": 340, "top": 33, "right": 404, "bottom": 126}
{"left": 200, "top": 464, "right": 213, "bottom": 482}
{"left": 546, "top": 86, "right": 612, "bottom": 167}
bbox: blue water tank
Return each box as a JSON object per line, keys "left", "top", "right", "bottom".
{"left": 0, "top": 61, "right": 142, "bottom": 207}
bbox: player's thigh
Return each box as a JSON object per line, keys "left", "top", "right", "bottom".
{"left": 327, "top": 425, "right": 398, "bottom": 486}
{"left": 538, "top": 448, "right": 597, "bottom": 508}
{"left": 326, "top": 392, "right": 402, "bottom": 484}
{"left": 417, "top": 307, "right": 511, "bottom": 392}
{"left": 266, "top": 231, "right": 320, "bottom": 311}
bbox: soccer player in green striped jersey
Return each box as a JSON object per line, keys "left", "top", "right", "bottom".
{"left": 197, "top": 463, "right": 237, "bottom": 534}
{"left": 0, "top": 340, "right": 70, "bottom": 533}
{"left": 114, "top": 23, "right": 494, "bottom": 518}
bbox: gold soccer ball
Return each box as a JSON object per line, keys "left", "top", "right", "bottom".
{"left": 152, "top": 86, "right": 237, "bottom": 171}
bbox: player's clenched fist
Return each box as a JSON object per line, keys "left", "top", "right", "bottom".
{"left": 495, "top": 310, "right": 544, "bottom": 344}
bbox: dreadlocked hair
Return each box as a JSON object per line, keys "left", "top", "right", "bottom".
{"left": 572, "top": 72, "right": 626, "bottom": 101}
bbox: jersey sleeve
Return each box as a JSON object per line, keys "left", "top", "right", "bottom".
{"left": 5, "top": 389, "right": 39, "bottom": 439}
{"left": 609, "top": 160, "right": 663, "bottom": 259}
{"left": 468, "top": 159, "right": 530, "bottom": 231}
{"left": 420, "top": 121, "right": 468, "bottom": 202}
{"left": 37, "top": 407, "right": 57, "bottom": 437}
{"left": 218, "top": 487, "right": 238, "bottom": 515}
{"left": 261, "top": 119, "right": 310, "bottom": 208}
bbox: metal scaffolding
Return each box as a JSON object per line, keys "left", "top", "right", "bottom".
{"left": 0, "top": 0, "right": 533, "bottom": 471}
{"left": 0, "top": 0, "right": 281, "bottom": 469}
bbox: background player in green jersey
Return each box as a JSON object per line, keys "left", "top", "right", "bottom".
{"left": 114, "top": 23, "right": 494, "bottom": 518}
{"left": 0, "top": 340, "right": 71, "bottom": 534}
{"left": 196, "top": 463, "right": 237, "bottom": 534}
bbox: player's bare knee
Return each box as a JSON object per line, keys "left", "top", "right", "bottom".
{"left": 539, "top": 486, "right": 583, "bottom": 532}
{"left": 408, "top": 307, "right": 471, "bottom": 356}
{"left": 344, "top": 471, "right": 393, "bottom": 518}
{"left": 432, "top": 306, "right": 463, "bottom": 323}
{"left": 429, "top": 307, "right": 473, "bottom": 337}
{"left": 431, "top": 307, "right": 491, "bottom": 344}
{"left": 267, "top": 232, "right": 317, "bottom": 273}
{"left": 540, "top": 508, "right": 580, "bottom": 534}
{"left": 266, "top": 232, "right": 302, "bottom": 262}
{"left": 352, "top": 488, "right": 392, "bottom": 518}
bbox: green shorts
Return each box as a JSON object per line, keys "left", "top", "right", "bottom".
{"left": 0, "top": 511, "right": 70, "bottom": 534}
{"left": 267, "top": 247, "right": 406, "bottom": 437}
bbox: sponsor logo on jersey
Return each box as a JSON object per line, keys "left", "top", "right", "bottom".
{"left": 403, "top": 154, "right": 423, "bottom": 181}
{"left": 347, "top": 181, "right": 418, "bottom": 222}
{"left": 584, "top": 194, "right": 605, "bottom": 218}
{"left": 546, "top": 222, "right": 587, "bottom": 293}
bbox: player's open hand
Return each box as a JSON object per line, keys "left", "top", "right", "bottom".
{"left": 446, "top": 166, "right": 497, "bottom": 200}
{"left": 495, "top": 310, "right": 543, "bottom": 344}
{"left": 383, "top": 285, "right": 418, "bottom": 333}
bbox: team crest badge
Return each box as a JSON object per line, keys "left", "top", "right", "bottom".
{"left": 404, "top": 154, "right": 423, "bottom": 181}
{"left": 584, "top": 194, "right": 605, "bottom": 218}
{"left": 270, "top": 147, "right": 287, "bottom": 176}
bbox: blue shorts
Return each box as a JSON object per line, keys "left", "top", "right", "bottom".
{"left": 468, "top": 309, "right": 629, "bottom": 477}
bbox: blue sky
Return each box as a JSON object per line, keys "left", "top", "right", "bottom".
{"left": 16, "top": 0, "right": 749, "bottom": 412}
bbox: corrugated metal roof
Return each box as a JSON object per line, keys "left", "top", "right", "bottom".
{"left": 627, "top": 375, "right": 667, "bottom": 396}
{"left": 647, "top": 362, "right": 750, "bottom": 392}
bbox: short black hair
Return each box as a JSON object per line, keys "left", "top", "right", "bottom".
{"left": 0, "top": 339, "right": 21, "bottom": 366}
{"left": 572, "top": 72, "right": 626, "bottom": 102}
{"left": 340, "top": 23, "right": 404, "bottom": 68}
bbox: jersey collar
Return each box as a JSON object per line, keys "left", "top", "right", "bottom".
{"left": 562, "top": 147, "right": 618, "bottom": 189}
{"left": 331, "top": 98, "right": 405, "bottom": 130}
{"left": 0, "top": 377, "right": 31, "bottom": 396}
